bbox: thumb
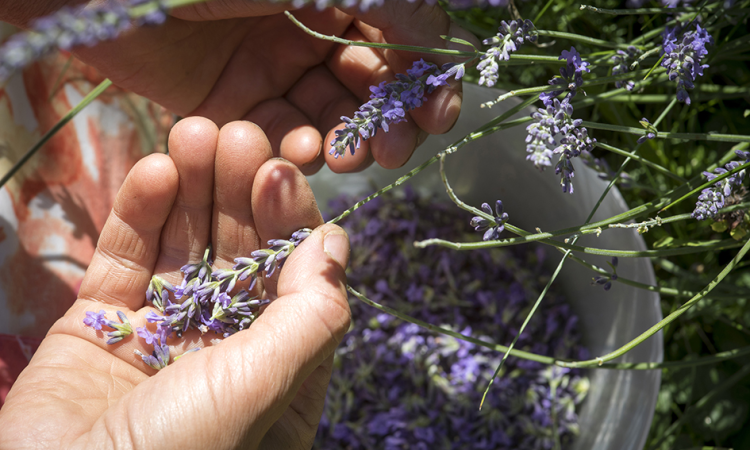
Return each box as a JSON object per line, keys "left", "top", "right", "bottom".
{"left": 100, "top": 225, "right": 350, "bottom": 449}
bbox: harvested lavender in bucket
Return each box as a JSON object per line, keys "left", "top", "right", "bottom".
{"left": 318, "top": 187, "right": 590, "bottom": 449}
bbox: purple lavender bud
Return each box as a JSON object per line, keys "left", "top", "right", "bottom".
{"left": 611, "top": 46, "right": 642, "bottom": 91}
{"left": 470, "top": 200, "right": 510, "bottom": 241}
{"left": 137, "top": 327, "right": 158, "bottom": 346}
{"left": 104, "top": 310, "right": 133, "bottom": 344}
{"left": 83, "top": 309, "right": 108, "bottom": 330}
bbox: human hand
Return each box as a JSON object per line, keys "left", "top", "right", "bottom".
{"left": 4, "top": 0, "right": 477, "bottom": 174}
{"left": 0, "top": 118, "right": 352, "bottom": 449}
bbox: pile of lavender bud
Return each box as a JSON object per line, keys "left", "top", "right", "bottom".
{"left": 317, "top": 188, "right": 590, "bottom": 449}
{"left": 84, "top": 228, "right": 312, "bottom": 370}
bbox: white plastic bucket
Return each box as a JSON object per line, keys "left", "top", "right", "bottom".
{"left": 307, "top": 83, "right": 662, "bottom": 450}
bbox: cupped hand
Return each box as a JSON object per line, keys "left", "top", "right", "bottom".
{"left": 0, "top": 118, "right": 352, "bottom": 449}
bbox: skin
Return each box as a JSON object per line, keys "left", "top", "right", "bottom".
{"left": 0, "top": 118, "right": 354, "bottom": 449}
{"left": 2, "top": 0, "right": 479, "bottom": 174}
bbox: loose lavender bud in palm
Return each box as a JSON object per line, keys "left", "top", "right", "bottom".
{"left": 83, "top": 309, "right": 108, "bottom": 330}
{"left": 470, "top": 200, "right": 509, "bottom": 241}
{"left": 539, "top": 47, "right": 590, "bottom": 107}
{"left": 477, "top": 19, "right": 537, "bottom": 87}
{"left": 610, "top": 46, "right": 642, "bottom": 91}
{"left": 661, "top": 24, "right": 713, "bottom": 105}
{"left": 104, "top": 311, "right": 133, "bottom": 345}
{"left": 330, "top": 60, "right": 463, "bottom": 158}
{"left": 692, "top": 150, "right": 749, "bottom": 220}
{"left": 135, "top": 341, "right": 170, "bottom": 370}
{"left": 146, "top": 275, "right": 173, "bottom": 312}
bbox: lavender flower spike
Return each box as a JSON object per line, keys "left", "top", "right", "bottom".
{"left": 0, "top": 0, "right": 170, "bottom": 82}
{"left": 539, "top": 47, "right": 590, "bottom": 107}
{"left": 661, "top": 24, "right": 713, "bottom": 105}
{"left": 477, "top": 19, "right": 537, "bottom": 88}
{"left": 692, "top": 150, "right": 749, "bottom": 220}
{"left": 470, "top": 200, "right": 509, "bottom": 241}
{"left": 330, "top": 59, "right": 463, "bottom": 158}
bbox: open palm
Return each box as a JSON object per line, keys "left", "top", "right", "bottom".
{"left": 0, "top": 118, "right": 352, "bottom": 449}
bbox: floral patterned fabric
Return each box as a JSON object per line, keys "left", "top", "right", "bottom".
{"left": 0, "top": 23, "right": 171, "bottom": 406}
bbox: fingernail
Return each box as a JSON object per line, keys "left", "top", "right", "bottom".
{"left": 324, "top": 231, "right": 350, "bottom": 270}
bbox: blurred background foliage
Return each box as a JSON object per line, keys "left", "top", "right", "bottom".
{"left": 444, "top": 0, "right": 750, "bottom": 448}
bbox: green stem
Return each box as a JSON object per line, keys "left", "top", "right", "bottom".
{"left": 0, "top": 79, "right": 113, "bottom": 189}
{"left": 536, "top": 30, "right": 640, "bottom": 50}
{"left": 285, "top": 11, "right": 477, "bottom": 58}
{"left": 595, "top": 142, "right": 686, "bottom": 182}
{"left": 559, "top": 238, "right": 750, "bottom": 369}
{"left": 579, "top": 4, "right": 716, "bottom": 15}
{"left": 582, "top": 121, "right": 750, "bottom": 144}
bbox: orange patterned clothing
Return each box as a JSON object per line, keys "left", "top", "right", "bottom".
{"left": 0, "top": 23, "right": 171, "bottom": 405}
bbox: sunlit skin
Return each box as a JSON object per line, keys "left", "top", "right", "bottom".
{"left": 0, "top": 118, "right": 354, "bottom": 449}
{"left": 3, "top": 0, "right": 479, "bottom": 174}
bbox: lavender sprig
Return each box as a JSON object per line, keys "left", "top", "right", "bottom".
{"left": 470, "top": 200, "right": 509, "bottom": 241}
{"left": 692, "top": 150, "right": 749, "bottom": 220}
{"left": 591, "top": 257, "right": 619, "bottom": 291}
{"left": 84, "top": 227, "right": 312, "bottom": 369}
{"left": 610, "top": 46, "right": 642, "bottom": 91}
{"left": 330, "top": 59, "right": 464, "bottom": 158}
{"left": 477, "top": 19, "right": 537, "bottom": 88}
{"left": 0, "top": 0, "right": 169, "bottom": 82}
{"left": 539, "top": 47, "right": 591, "bottom": 107}
{"left": 525, "top": 98, "right": 596, "bottom": 194}
{"left": 661, "top": 24, "right": 713, "bottom": 105}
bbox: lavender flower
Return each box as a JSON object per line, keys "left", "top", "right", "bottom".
{"left": 692, "top": 150, "right": 749, "bottom": 220}
{"left": 146, "top": 275, "right": 173, "bottom": 312}
{"left": 477, "top": 19, "right": 537, "bottom": 87}
{"left": 319, "top": 189, "right": 589, "bottom": 449}
{"left": 539, "top": 47, "right": 590, "bottom": 107}
{"left": 135, "top": 342, "right": 170, "bottom": 370}
{"left": 592, "top": 257, "right": 619, "bottom": 291}
{"left": 636, "top": 117, "right": 657, "bottom": 144}
{"left": 470, "top": 200, "right": 509, "bottom": 241}
{"left": 0, "top": 0, "right": 169, "bottom": 82}
{"left": 104, "top": 311, "right": 133, "bottom": 345}
{"left": 83, "top": 309, "right": 108, "bottom": 330}
{"left": 525, "top": 98, "right": 596, "bottom": 194}
{"left": 610, "top": 46, "right": 642, "bottom": 91}
{"left": 661, "top": 24, "right": 713, "bottom": 105}
{"left": 330, "top": 60, "right": 463, "bottom": 158}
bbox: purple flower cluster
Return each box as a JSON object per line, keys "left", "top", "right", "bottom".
{"left": 83, "top": 310, "right": 133, "bottom": 345}
{"left": 526, "top": 98, "right": 596, "bottom": 194}
{"left": 84, "top": 228, "right": 312, "bottom": 369}
{"left": 692, "top": 150, "right": 749, "bottom": 220}
{"left": 470, "top": 200, "right": 509, "bottom": 241}
{"left": 331, "top": 59, "right": 464, "bottom": 158}
{"left": 610, "top": 46, "right": 642, "bottom": 91}
{"left": 477, "top": 19, "right": 537, "bottom": 87}
{"left": 319, "top": 189, "right": 589, "bottom": 449}
{"left": 0, "top": 0, "right": 169, "bottom": 82}
{"left": 661, "top": 24, "right": 713, "bottom": 105}
{"left": 539, "top": 47, "right": 591, "bottom": 106}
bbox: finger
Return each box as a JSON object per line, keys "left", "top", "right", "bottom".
{"left": 324, "top": 26, "right": 423, "bottom": 169}
{"left": 85, "top": 225, "right": 350, "bottom": 449}
{"left": 285, "top": 64, "right": 378, "bottom": 172}
{"left": 211, "top": 121, "right": 272, "bottom": 270}
{"left": 77, "top": 154, "right": 178, "bottom": 309}
{"left": 242, "top": 98, "right": 325, "bottom": 174}
{"left": 251, "top": 159, "right": 324, "bottom": 297}
{"left": 187, "top": 8, "right": 349, "bottom": 126}
{"left": 152, "top": 117, "right": 219, "bottom": 286}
